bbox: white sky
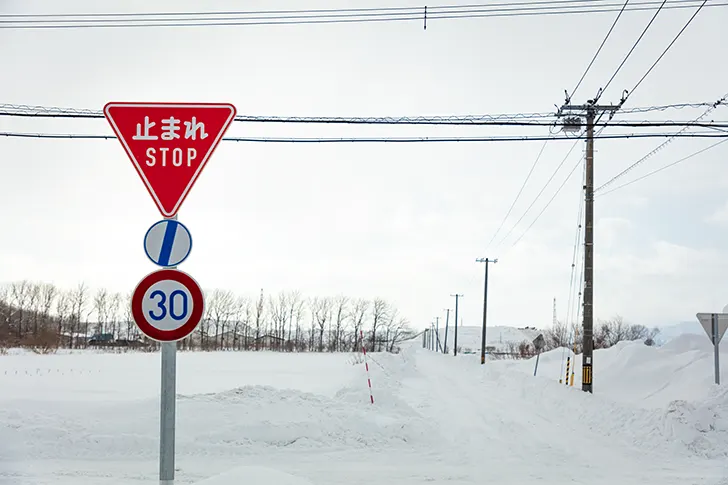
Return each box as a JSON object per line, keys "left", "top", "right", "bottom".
{"left": 1, "top": 0, "right": 727, "bottom": 331}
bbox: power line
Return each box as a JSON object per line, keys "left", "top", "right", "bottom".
{"left": 564, "top": 176, "right": 585, "bottom": 337}
{"left": 1, "top": 130, "right": 726, "bottom": 142}
{"left": 597, "top": 0, "right": 667, "bottom": 101}
{"left": 0, "top": 0, "right": 723, "bottom": 29}
{"left": 595, "top": 138, "right": 728, "bottom": 197}
{"left": 623, "top": 0, "right": 708, "bottom": 103}
{"left": 485, "top": 137, "right": 552, "bottom": 251}
{"left": 0, "top": 1, "right": 648, "bottom": 18}
{"left": 569, "top": 0, "right": 630, "bottom": 101}
{"left": 0, "top": 102, "right": 719, "bottom": 123}
{"left": 2, "top": 109, "right": 728, "bottom": 128}
{"left": 595, "top": 93, "right": 726, "bottom": 191}
{"left": 509, "top": 156, "right": 585, "bottom": 249}
{"left": 494, "top": 140, "right": 580, "bottom": 248}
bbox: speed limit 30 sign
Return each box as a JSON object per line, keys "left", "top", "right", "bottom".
{"left": 131, "top": 269, "right": 204, "bottom": 342}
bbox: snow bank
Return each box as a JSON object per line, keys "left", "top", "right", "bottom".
{"left": 493, "top": 333, "right": 728, "bottom": 458}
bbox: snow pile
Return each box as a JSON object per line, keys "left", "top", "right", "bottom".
{"left": 500, "top": 333, "right": 728, "bottom": 458}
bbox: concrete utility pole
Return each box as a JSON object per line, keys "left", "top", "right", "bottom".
{"left": 435, "top": 316, "right": 441, "bottom": 353}
{"left": 476, "top": 258, "right": 497, "bottom": 365}
{"left": 558, "top": 98, "right": 620, "bottom": 393}
{"left": 443, "top": 308, "right": 451, "bottom": 354}
{"left": 451, "top": 294, "right": 463, "bottom": 356}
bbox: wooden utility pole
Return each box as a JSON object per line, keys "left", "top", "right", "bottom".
{"left": 443, "top": 308, "right": 451, "bottom": 354}
{"left": 476, "top": 258, "right": 497, "bottom": 365}
{"left": 558, "top": 98, "right": 620, "bottom": 393}
{"left": 451, "top": 294, "right": 463, "bottom": 356}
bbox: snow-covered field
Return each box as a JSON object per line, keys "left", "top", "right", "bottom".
{"left": 2, "top": 334, "right": 728, "bottom": 484}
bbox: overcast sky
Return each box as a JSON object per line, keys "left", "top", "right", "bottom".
{"left": 1, "top": 0, "right": 727, "bottom": 331}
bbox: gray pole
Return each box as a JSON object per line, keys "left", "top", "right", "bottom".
{"left": 160, "top": 215, "right": 178, "bottom": 485}
{"left": 451, "top": 294, "right": 463, "bottom": 356}
{"left": 581, "top": 106, "right": 595, "bottom": 394}
{"left": 476, "top": 258, "right": 497, "bottom": 365}
{"left": 443, "top": 309, "right": 450, "bottom": 354}
{"left": 533, "top": 351, "right": 541, "bottom": 377}
{"left": 435, "top": 316, "right": 440, "bottom": 353}
{"left": 713, "top": 313, "right": 720, "bottom": 385}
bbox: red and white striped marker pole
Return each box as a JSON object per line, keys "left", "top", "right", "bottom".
{"left": 360, "top": 330, "right": 374, "bottom": 404}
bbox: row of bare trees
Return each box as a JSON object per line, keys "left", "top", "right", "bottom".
{"left": 484, "top": 315, "right": 660, "bottom": 359}
{"left": 540, "top": 315, "right": 659, "bottom": 354}
{"left": 0, "top": 281, "right": 414, "bottom": 353}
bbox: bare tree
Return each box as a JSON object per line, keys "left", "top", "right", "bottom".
{"left": 348, "top": 299, "right": 369, "bottom": 352}
{"left": 123, "top": 291, "right": 135, "bottom": 341}
{"left": 207, "top": 289, "right": 235, "bottom": 350}
{"left": 307, "top": 297, "right": 319, "bottom": 351}
{"left": 596, "top": 315, "right": 627, "bottom": 349}
{"left": 385, "top": 311, "right": 412, "bottom": 352}
{"left": 93, "top": 288, "right": 110, "bottom": 336}
{"left": 40, "top": 283, "right": 57, "bottom": 331}
{"left": 254, "top": 289, "right": 265, "bottom": 351}
{"left": 230, "top": 296, "right": 251, "bottom": 350}
{"left": 331, "top": 295, "right": 349, "bottom": 352}
{"left": 291, "top": 295, "right": 306, "bottom": 351}
{"left": 545, "top": 319, "right": 569, "bottom": 351}
{"left": 371, "top": 298, "right": 389, "bottom": 352}
{"left": 313, "top": 297, "right": 333, "bottom": 352}
{"left": 269, "top": 292, "right": 288, "bottom": 351}
{"left": 10, "top": 280, "right": 31, "bottom": 340}
{"left": 0, "top": 285, "right": 10, "bottom": 341}
{"left": 27, "top": 283, "right": 41, "bottom": 338}
{"left": 107, "top": 293, "right": 121, "bottom": 338}
{"left": 70, "top": 282, "right": 88, "bottom": 347}
{"left": 285, "top": 291, "right": 301, "bottom": 351}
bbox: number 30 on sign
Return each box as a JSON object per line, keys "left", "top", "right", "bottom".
{"left": 131, "top": 269, "right": 204, "bottom": 342}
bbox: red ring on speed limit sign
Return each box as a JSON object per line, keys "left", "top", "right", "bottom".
{"left": 131, "top": 269, "right": 204, "bottom": 342}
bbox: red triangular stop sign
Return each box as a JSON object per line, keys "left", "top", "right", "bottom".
{"left": 104, "top": 102, "right": 236, "bottom": 217}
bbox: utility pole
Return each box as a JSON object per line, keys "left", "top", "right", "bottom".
{"left": 451, "top": 294, "right": 463, "bottom": 356}
{"left": 443, "top": 309, "right": 451, "bottom": 354}
{"left": 552, "top": 297, "right": 557, "bottom": 327}
{"left": 558, "top": 97, "right": 620, "bottom": 393}
{"left": 435, "top": 316, "right": 441, "bottom": 352}
{"left": 476, "top": 258, "right": 497, "bottom": 365}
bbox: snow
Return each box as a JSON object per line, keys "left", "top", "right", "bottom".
{"left": 655, "top": 320, "right": 705, "bottom": 345}
{"left": 432, "top": 324, "right": 541, "bottom": 353}
{"left": 2, "top": 335, "right": 728, "bottom": 484}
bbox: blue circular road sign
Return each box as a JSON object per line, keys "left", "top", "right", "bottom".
{"left": 144, "top": 219, "right": 193, "bottom": 267}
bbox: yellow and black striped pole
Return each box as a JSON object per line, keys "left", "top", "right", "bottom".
{"left": 564, "top": 356, "right": 571, "bottom": 386}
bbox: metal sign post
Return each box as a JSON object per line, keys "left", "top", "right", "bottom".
{"left": 696, "top": 312, "right": 728, "bottom": 386}
{"left": 713, "top": 314, "right": 720, "bottom": 386}
{"left": 160, "top": 215, "right": 178, "bottom": 485}
{"left": 532, "top": 334, "right": 545, "bottom": 377}
{"left": 160, "top": 340, "right": 177, "bottom": 484}
{"left": 105, "top": 101, "right": 236, "bottom": 484}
